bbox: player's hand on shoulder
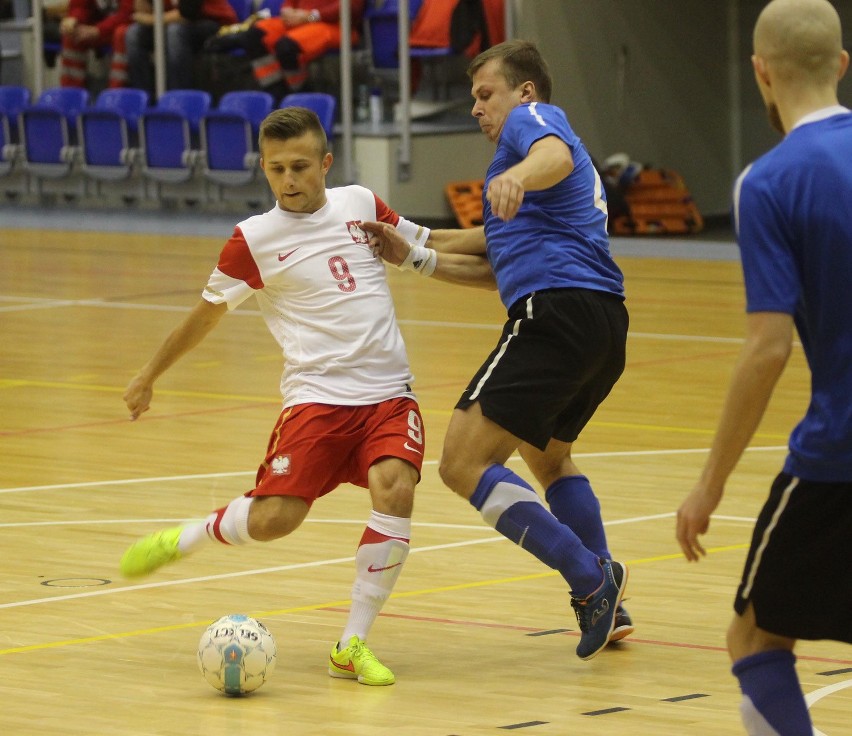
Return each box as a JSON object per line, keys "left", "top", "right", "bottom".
{"left": 359, "top": 221, "right": 410, "bottom": 266}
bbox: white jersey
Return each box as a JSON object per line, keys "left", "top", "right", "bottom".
{"left": 203, "top": 185, "right": 429, "bottom": 408}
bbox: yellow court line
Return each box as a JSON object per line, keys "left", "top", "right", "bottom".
{"left": 0, "top": 544, "right": 746, "bottom": 657}
{"left": 388, "top": 544, "right": 748, "bottom": 599}
{"left": 0, "top": 599, "right": 353, "bottom": 657}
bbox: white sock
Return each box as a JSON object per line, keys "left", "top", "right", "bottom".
{"left": 339, "top": 511, "right": 411, "bottom": 646}
{"left": 740, "top": 696, "right": 784, "bottom": 735}
{"left": 178, "top": 495, "right": 255, "bottom": 553}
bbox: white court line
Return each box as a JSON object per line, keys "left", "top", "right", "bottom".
{"left": 713, "top": 515, "right": 759, "bottom": 523}
{"left": 0, "top": 445, "right": 787, "bottom": 495}
{"left": 0, "top": 470, "right": 254, "bottom": 494}
{"left": 0, "top": 294, "right": 755, "bottom": 343}
{"left": 807, "top": 679, "right": 852, "bottom": 736}
{"left": 0, "top": 299, "right": 79, "bottom": 313}
{"left": 0, "top": 509, "right": 684, "bottom": 611}
{"left": 0, "top": 536, "right": 504, "bottom": 610}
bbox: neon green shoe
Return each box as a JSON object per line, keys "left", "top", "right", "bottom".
{"left": 120, "top": 526, "right": 184, "bottom": 578}
{"left": 328, "top": 636, "right": 395, "bottom": 686}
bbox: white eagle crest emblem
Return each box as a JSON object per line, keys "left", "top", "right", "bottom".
{"left": 271, "top": 455, "right": 291, "bottom": 475}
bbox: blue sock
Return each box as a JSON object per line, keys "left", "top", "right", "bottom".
{"left": 545, "top": 475, "right": 611, "bottom": 560}
{"left": 732, "top": 650, "right": 812, "bottom": 736}
{"left": 470, "top": 464, "right": 602, "bottom": 596}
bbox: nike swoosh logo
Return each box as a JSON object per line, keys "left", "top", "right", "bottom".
{"left": 403, "top": 442, "right": 422, "bottom": 455}
{"left": 330, "top": 655, "right": 355, "bottom": 672}
{"left": 278, "top": 248, "right": 299, "bottom": 262}
{"left": 367, "top": 562, "right": 403, "bottom": 573}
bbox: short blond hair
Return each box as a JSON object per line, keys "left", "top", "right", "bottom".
{"left": 259, "top": 107, "right": 328, "bottom": 156}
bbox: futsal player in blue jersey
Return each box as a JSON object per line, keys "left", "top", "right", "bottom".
{"left": 676, "top": 1, "right": 852, "bottom": 733}
{"left": 363, "top": 40, "right": 631, "bottom": 661}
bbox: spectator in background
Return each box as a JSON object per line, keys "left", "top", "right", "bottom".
{"left": 58, "top": 0, "right": 133, "bottom": 88}
{"left": 205, "top": 0, "right": 364, "bottom": 99}
{"left": 125, "top": 0, "right": 237, "bottom": 96}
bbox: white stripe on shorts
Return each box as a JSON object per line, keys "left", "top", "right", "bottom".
{"left": 740, "top": 475, "right": 799, "bottom": 600}
{"left": 468, "top": 296, "right": 534, "bottom": 402}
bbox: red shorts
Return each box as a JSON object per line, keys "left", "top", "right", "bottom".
{"left": 248, "top": 397, "right": 424, "bottom": 505}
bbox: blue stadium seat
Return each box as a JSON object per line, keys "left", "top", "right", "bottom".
{"left": 218, "top": 90, "right": 274, "bottom": 137}
{"left": 200, "top": 91, "right": 273, "bottom": 197}
{"left": 280, "top": 92, "right": 336, "bottom": 141}
{"left": 201, "top": 91, "right": 274, "bottom": 207}
{"left": 34, "top": 87, "right": 89, "bottom": 134}
{"left": 0, "top": 86, "right": 31, "bottom": 178}
{"left": 78, "top": 90, "right": 149, "bottom": 190}
{"left": 19, "top": 107, "right": 75, "bottom": 175}
{"left": 0, "top": 85, "right": 31, "bottom": 145}
{"left": 17, "top": 88, "right": 89, "bottom": 192}
{"left": 365, "top": 0, "right": 427, "bottom": 69}
{"left": 93, "top": 88, "right": 149, "bottom": 134}
{"left": 365, "top": 0, "right": 453, "bottom": 98}
{"left": 0, "top": 115, "right": 15, "bottom": 177}
{"left": 79, "top": 110, "right": 131, "bottom": 172}
{"left": 154, "top": 89, "right": 212, "bottom": 137}
{"left": 200, "top": 111, "right": 258, "bottom": 188}
{"left": 140, "top": 113, "right": 194, "bottom": 184}
{"left": 0, "top": 85, "right": 32, "bottom": 111}
{"left": 140, "top": 90, "right": 212, "bottom": 187}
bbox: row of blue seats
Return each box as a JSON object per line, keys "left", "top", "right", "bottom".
{"left": 0, "top": 85, "right": 336, "bottom": 204}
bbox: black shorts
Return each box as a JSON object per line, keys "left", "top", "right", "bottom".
{"left": 455, "top": 288, "right": 628, "bottom": 450}
{"left": 733, "top": 472, "right": 852, "bottom": 643}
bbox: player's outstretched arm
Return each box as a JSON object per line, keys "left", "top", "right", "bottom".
{"left": 124, "top": 299, "right": 228, "bottom": 420}
{"left": 676, "top": 311, "right": 793, "bottom": 561}
{"left": 361, "top": 221, "right": 496, "bottom": 290}
{"left": 427, "top": 226, "right": 487, "bottom": 255}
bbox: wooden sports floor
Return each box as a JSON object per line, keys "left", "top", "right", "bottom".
{"left": 1, "top": 224, "right": 850, "bottom": 736}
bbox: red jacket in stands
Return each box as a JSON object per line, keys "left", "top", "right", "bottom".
{"left": 65, "top": 0, "right": 133, "bottom": 45}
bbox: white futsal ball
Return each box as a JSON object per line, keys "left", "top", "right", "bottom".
{"left": 197, "top": 614, "right": 277, "bottom": 695}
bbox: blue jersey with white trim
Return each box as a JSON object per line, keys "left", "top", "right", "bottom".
{"left": 733, "top": 108, "right": 852, "bottom": 481}
{"left": 483, "top": 101, "right": 624, "bottom": 310}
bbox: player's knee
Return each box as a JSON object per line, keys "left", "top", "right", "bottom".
{"left": 726, "top": 608, "right": 764, "bottom": 661}
{"left": 373, "top": 487, "right": 414, "bottom": 518}
{"left": 437, "top": 451, "right": 468, "bottom": 496}
{"left": 247, "top": 496, "right": 307, "bottom": 541}
{"left": 726, "top": 615, "right": 750, "bottom": 660}
{"left": 369, "top": 465, "right": 416, "bottom": 517}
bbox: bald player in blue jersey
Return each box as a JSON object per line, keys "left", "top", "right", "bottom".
{"left": 363, "top": 39, "right": 631, "bottom": 662}
{"left": 676, "top": 1, "right": 852, "bottom": 734}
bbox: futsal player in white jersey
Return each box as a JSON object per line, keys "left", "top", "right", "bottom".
{"left": 119, "top": 106, "right": 490, "bottom": 686}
